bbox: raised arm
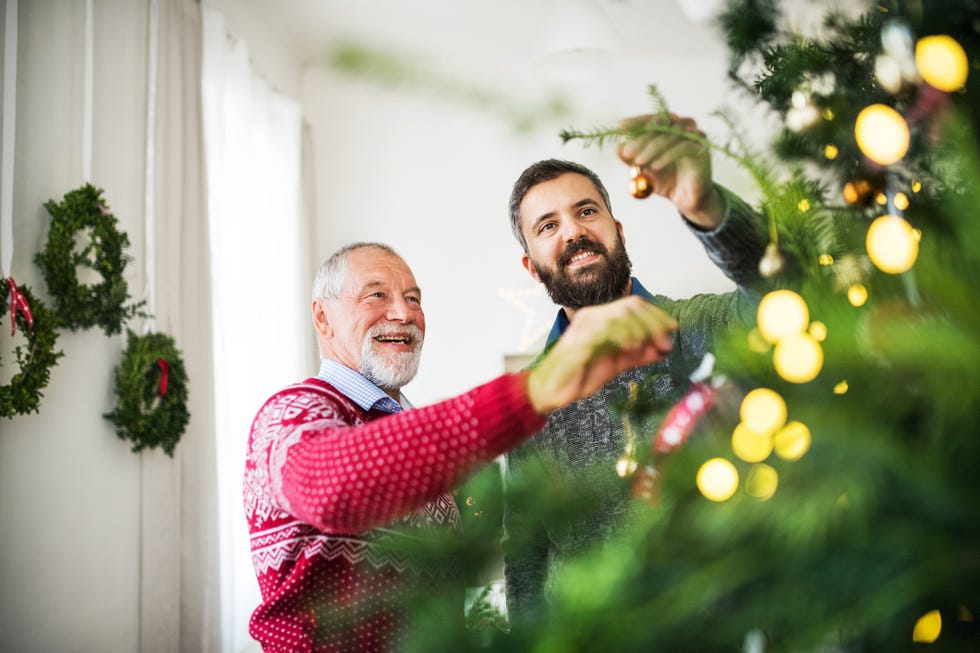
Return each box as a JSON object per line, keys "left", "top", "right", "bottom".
{"left": 251, "top": 295, "right": 678, "bottom": 534}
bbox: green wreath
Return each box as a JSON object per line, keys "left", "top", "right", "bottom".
{"left": 34, "top": 184, "right": 144, "bottom": 336}
{"left": 1, "top": 280, "right": 64, "bottom": 418}
{"left": 104, "top": 330, "right": 189, "bottom": 457}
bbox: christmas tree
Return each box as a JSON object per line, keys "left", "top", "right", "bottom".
{"left": 400, "top": 0, "right": 980, "bottom": 650}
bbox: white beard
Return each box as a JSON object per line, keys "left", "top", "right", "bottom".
{"left": 359, "top": 323, "right": 423, "bottom": 392}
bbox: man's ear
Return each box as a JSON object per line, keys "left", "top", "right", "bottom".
{"left": 521, "top": 253, "right": 541, "bottom": 282}
{"left": 312, "top": 298, "right": 331, "bottom": 337}
{"left": 616, "top": 220, "right": 626, "bottom": 245}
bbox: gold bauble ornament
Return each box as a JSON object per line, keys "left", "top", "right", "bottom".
{"left": 773, "top": 421, "right": 811, "bottom": 461}
{"left": 740, "top": 388, "right": 787, "bottom": 435}
{"left": 912, "top": 610, "right": 942, "bottom": 644}
{"left": 773, "top": 332, "right": 824, "bottom": 383}
{"left": 745, "top": 463, "right": 779, "bottom": 501}
{"left": 848, "top": 284, "right": 869, "bottom": 307}
{"left": 866, "top": 215, "right": 919, "bottom": 274}
{"left": 842, "top": 175, "right": 885, "bottom": 208}
{"left": 731, "top": 422, "right": 773, "bottom": 463}
{"left": 916, "top": 35, "right": 969, "bottom": 92}
{"left": 629, "top": 166, "right": 654, "bottom": 199}
{"left": 757, "top": 289, "right": 809, "bottom": 344}
{"left": 855, "top": 104, "right": 910, "bottom": 166}
{"left": 697, "top": 458, "right": 739, "bottom": 502}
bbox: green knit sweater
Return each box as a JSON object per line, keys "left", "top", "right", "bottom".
{"left": 502, "top": 188, "right": 767, "bottom": 625}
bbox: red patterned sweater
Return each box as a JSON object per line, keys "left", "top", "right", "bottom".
{"left": 244, "top": 372, "right": 545, "bottom": 652}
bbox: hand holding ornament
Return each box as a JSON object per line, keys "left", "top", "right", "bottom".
{"left": 616, "top": 113, "right": 725, "bottom": 230}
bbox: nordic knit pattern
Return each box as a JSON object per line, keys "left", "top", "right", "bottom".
{"left": 245, "top": 373, "right": 544, "bottom": 652}
{"left": 502, "top": 187, "right": 767, "bottom": 623}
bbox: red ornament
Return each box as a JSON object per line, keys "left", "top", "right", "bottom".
{"left": 632, "top": 355, "right": 722, "bottom": 506}
{"left": 629, "top": 166, "right": 654, "bottom": 199}
{"left": 653, "top": 382, "right": 718, "bottom": 455}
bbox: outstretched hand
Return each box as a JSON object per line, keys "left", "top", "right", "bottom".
{"left": 526, "top": 296, "right": 677, "bottom": 415}
{"left": 616, "top": 113, "right": 724, "bottom": 230}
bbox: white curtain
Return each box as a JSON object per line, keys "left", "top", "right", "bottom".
{"left": 140, "top": 1, "right": 221, "bottom": 651}
{"left": 202, "top": 8, "right": 310, "bottom": 652}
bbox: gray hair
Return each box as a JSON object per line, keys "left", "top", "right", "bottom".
{"left": 508, "top": 159, "right": 613, "bottom": 252}
{"left": 311, "top": 242, "right": 401, "bottom": 302}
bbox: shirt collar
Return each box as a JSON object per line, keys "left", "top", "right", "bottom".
{"left": 316, "top": 358, "right": 411, "bottom": 414}
{"left": 544, "top": 277, "right": 657, "bottom": 348}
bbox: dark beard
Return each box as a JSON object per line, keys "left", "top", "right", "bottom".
{"left": 534, "top": 236, "right": 633, "bottom": 310}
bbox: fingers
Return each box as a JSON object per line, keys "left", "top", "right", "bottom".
{"left": 645, "top": 136, "right": 705, "bottom": 173}
{"left": 570, "top": 295, "right": 677, "bottom": 360}
{"left": 607, "top": 295, "right": 677, "bottom": 356}
{"left": 615, "top": 111, "right": 719, "bottom": 225}
{"left": 620, "top": 121, "right": 700, "bottom": 167}
{"left": 525, "top": 296, "right": 678, "bottom": 415}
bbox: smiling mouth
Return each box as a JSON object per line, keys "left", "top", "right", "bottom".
{"left": 374, "top": 334, "right": 413, "bottom": 345}
{"left": 566, "top": 250, "right": 600, "bottom": 268}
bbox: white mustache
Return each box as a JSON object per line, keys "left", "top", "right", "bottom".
{"left": 367, "top": 322, "right": 424, "bottom": 348}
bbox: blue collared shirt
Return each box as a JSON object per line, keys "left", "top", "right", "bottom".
{"left": 544, "top": 276, "right": 657, "bottom": 348}
{"left": 316, "top": 358, "right": 412, "bottom": 414}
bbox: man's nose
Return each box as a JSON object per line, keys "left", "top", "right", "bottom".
{"left": 385, "top": 297, "right": 412, "bottom": 322}
{"left": 560, "top": 219, "right": 588, "bottom": 242}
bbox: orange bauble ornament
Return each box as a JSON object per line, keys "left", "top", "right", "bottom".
{"left": 629, "top": 166, "right": 654, "bottom": 198}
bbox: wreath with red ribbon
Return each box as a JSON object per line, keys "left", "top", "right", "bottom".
{"left": 103, "top": 330, "right": 189, "bottom": 456}
{"left": 1, "top": 278, "right": 64, "bottom": 418}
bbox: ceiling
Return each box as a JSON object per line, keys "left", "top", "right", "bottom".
{"left": 234, "top": 0, "right": 732, "bottom": 75}
{"left": 211, "top": 0, "right": 843, "bottom": 140}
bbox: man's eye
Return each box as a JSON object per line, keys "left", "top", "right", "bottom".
{"left": 369, "top": 292, "right": 385, "bottom": 299}
{"left": 539, "top": 222, "right": 556, "bottom": 233}
{"left": 581, "top": 207, "right": 597, "bottom": 217}
{"left": 407, "top": 296, "right": 421, "bottom": 304}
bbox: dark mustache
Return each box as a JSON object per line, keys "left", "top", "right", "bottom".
{"left": 558, "top": 238, "right": 608, "bottom": 267}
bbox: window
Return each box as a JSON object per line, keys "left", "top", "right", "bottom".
{"left": 202, "top": 9, "right": 308, "bottom": 651}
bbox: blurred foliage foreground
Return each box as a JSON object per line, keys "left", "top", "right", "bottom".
{"left": 367, "top": 1, "right": 980, "bottom": 651}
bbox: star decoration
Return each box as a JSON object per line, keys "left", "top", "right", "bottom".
{"left": 496, "top": 284, "right": 555, "bottom": 352}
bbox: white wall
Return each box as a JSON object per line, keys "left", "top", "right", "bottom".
{"left": 0, "top": 2, "right": 146, "bottom": 651}
{"left": 0, "top": 2, "right": 769, "bottom": 651}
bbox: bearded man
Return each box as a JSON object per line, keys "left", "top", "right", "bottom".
{"left": 502, "top": 113, "right": 770, "bottom": 625}
{"left": 244, "top": 241, "right": 681, "bottom": 652}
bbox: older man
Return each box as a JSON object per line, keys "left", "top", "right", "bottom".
{"left": 502, "top": 113, "right": 768, "bottom": 624}
{"left": 243, "top": 241, "right": 677, "bottom": 652}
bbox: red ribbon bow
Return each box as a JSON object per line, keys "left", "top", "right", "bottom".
{"left": 6, "top": 277, "right": 35, "bottom": 336}
{"left": 156, "top": 359, "right": 169, "bottom": 396}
